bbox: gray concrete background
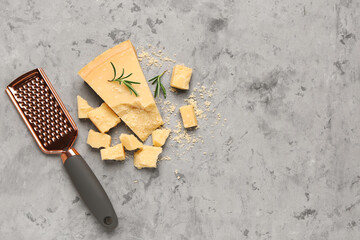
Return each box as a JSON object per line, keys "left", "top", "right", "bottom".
{"left": 1, "top": 0, "right": 360, "bottom": 239}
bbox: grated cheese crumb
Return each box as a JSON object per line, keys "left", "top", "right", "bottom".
{"left": 163, "top": 57, "right": 176, "bottom": 63}
{"left": 159, "top": 156, "right": 171, "bottom": 161}
{"left": 215, "top": 113, "right": 222, "bottom": 125}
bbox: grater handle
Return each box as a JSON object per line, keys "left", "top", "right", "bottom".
{"left": 62, "top": 149, "right": 118, "bottom": 229}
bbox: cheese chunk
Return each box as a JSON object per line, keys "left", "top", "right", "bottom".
{"left": 170, "top": 65, "right": 193, "bottom": 90}
{"left": 77, "top": 96, "right": 94, "bottom": 119}
{"left": 152, "top": 128, "right": 171, "bottom": 147}
{"left": 134, "top": 146, "right": 162, "bottom": 169}
{"left": 100, "top": 144, "right": 125, "bottom": 160}
{"left": 88, "top": 103, "right": 121, "bottom": 133}
{"left": 119, "top": 133, "right": 143, "bottom": 151}
{"left": 78, "top": 40, "right": 164, "bottom": 141}
{"left": 180, "top": 105, "right": 197, "bottom": 128}
{"left": 87, "top": 129, "right": 111, "bottom": 148}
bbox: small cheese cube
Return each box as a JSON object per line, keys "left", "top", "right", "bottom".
{"left": 170, "top": 65, "right": 193, "bottom": 90}
{"left": 152, "top": 128, "right": 171, "bottom": 147}
{"left": 88, "top": 103, "right": 121, "bottom": 133}
{"left": 119, "top": 134, "right": 143, "bottom": 151}
{"left": 77, "top": 96, "right": 94, "bottom": 119}
{"left": 134, "top": 146, "right": 162, "bottom": 169}
{"left": 179, "top": 105, "right": 197, "bottom": 128}
{"left": 87, "top": 129, "right": 111, "bottom": 148}
{"left": 100, "top": 144, "right": 125, "bottom": 161}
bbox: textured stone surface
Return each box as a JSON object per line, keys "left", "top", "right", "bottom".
{"left": 1, "top": 0, "right": 360, "bottom": 239}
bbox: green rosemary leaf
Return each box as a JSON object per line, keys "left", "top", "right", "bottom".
{"left": 148, "top": 76, "right": 158, "bottom": 82}
{"left": 119, "top": 68, "right": 124, "bottom": 79}
{"left": 123, "top": 81, "right": 139, "bottom": 96}
{"left": 148, "top": 70, "right": 167, "bottom": 98}
{"left": 125, "top": 80, "right": 141, "bottom": 84}
{"left": 160, "top": 83, "right": 166, "bottom": 99}
{"left": 108, "top": 62, "right": 140, "bottom": 97}
{"left": 110, "top": 62, "right": 116, "bottom": 81}
{"left": 154, "top": 82, "right": 159, "bottom": 98}
{"left": 122, "top": 73, "right": 133, "bottom": 79}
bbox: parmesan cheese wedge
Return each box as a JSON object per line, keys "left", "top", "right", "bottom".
{"left": 78, "top": 40, "right": 164, "bottom": 141}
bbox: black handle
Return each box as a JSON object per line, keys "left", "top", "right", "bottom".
{"left": 63, "top": 154, "right": 118, "bottom": 229}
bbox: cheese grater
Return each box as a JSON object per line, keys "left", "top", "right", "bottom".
{"left": 6, "top": 69, "right": 118, "bottom": 229}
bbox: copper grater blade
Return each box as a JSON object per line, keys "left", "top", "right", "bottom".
{"left": 5, "top": 68, "right": 78, "bottom": 154}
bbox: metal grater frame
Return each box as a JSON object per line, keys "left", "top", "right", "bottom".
{"left": 5, "top": 68, "right": 78, "bottom": 154}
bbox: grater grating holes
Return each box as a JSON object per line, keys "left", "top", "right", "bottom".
{"left": 13, "top": 75, "right": 74, "bottom": 148}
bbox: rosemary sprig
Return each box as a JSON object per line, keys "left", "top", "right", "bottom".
{"left": 108, "top": 62, "right": 140, "bottom": 96}
{"left": 148, "top": 70, "right": 167, "bottom": 98}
